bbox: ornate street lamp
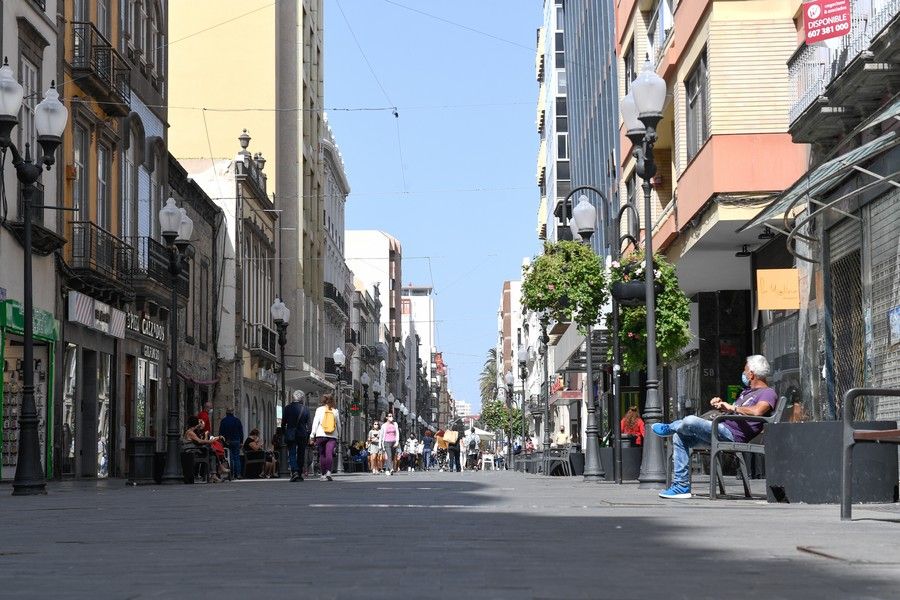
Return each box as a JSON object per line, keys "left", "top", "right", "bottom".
{"left": 360, "top": 370, "right": 370, "bottom": 428}
{"left": 271, "top": 298, "right": 290, "bottom": 475}
{"left": 159, "top": 199, "right": 194, "bottom": 484}
{"left": 504, "top": 370, "right": 514, "bottom": 469}
{"left": 0, "top": 60, "right": 68, "bottom": 496}
{"left": 333, "top": 347, "right": 346, "bottom": 474}
{"left": 622, "top": 60, "right": 668, "bottom": 487}
{"left": 517, "top": 345, "right": 528, "bottom": 467}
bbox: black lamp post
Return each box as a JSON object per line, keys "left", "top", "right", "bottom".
{"left": 360, "top": 370, "right": 370, "bottom": 432}
{"left": 271, "top": 298, "right": 290, "bottom": 476}
{"left": 333, "top": 347, "right": 346, "bottom": 474}
{"left": 539, "top": 315, "right": 551, "bottom": 473}
{"left": 504, "top": 370, "right": 514, "bottom": 469}
{"left": 621, "top": 60, "right": 669, "bottom": 487}
{"left": 159, "top": 198, "right": 194, "bottom": 484}
{"left": 518, "top": 345, "right": 528, "bottom": 464}
{"left": 0, "top": 61, "right": 69, "bottom": 496}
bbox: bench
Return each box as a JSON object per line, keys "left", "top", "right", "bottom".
{"left": 708, "top": 394, "right": 787, "bottom": 499}
{"left": 841, "top": 387, "right": 900, "bottom": 521}
{"left": 242, "top": 450, "right": 266, "bottom": 478}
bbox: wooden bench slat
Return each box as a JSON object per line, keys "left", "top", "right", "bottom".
{"left": 854, "top": 429, "right": 900, "bottom": 442}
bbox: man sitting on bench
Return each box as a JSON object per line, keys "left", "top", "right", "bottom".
{"left": 652, "top": 354, "right": 778, "bottom": 499}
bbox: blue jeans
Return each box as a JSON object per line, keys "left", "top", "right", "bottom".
{"left": 227, "top": 442, "right": 241, "bottom": 477}
{"left": 670, "top": 416, "right": 734, "bottom": 487}
{"left": 423, "top": 449, "right": 432, "bottom": 469}
{"left": 288, "top": 443, "right": 298, "bottom": 472}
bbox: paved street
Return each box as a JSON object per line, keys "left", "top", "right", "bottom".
{"left": 1, "top": 471, "right": 899, "bottom": 599}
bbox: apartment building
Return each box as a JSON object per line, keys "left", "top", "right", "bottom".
{"left": 168, "top": 0, "right": 328, "bottom": 400}
{"left": 616, "top": 0, "right": 808, "bottom": 412}
{"left": 741, "top": 0, "right": 900, "bottom": 420}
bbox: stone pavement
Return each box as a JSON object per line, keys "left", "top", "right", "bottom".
{"left": 1, "top": 470, "right": 898, "bottom": 599}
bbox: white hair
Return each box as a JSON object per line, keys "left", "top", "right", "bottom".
{"left": 745, "top": 355, "right": 771, "bottom": 380}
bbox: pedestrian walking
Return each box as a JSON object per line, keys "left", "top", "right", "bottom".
{"left": 422, "top": 430, "right": 434, "bottom": 470}
{"left": 283, "top": 390, "right": 311, "bottom": 482}
{"left": 465, "top": 427, "right": 480, "bottom": 470}
{"left": 367, "top": 421, "right": 383, "bottom": 474}
{"left": 405, "top": 435, "right": 418, "bottom": 471}
{"left": 445, "top": 428, "right": 462, "bottom": 472}
{"left": 380, "top": 413, "right": 400, "bottom": 475}
{"left": 218, "top": 407, "right": 244, "bottom": 479}
{"left": 310, "top": 393, "right": 341, "bottom": 481}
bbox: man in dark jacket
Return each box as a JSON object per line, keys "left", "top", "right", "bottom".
{"left": 218, "top": 407, "right": 244, "bottom": 479}
{"left": 283, "top": 390, "right": 311, "bottom": 481}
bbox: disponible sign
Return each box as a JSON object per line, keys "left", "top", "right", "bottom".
{"left": 804, "top": 0, "right": 851, "bottom": 44}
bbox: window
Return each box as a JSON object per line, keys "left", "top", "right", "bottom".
{"left": 557, "top": 133, "right": 568, "bottom": 159}
{"left": 186, "top": 258, "right": 194, "bottom": 341}
{"left": 624, "top": 41, "right": 635, "bottom": 94}
{"left": 556, "top": 96, "right": 567, "bottom": 132}
{"left": 98, "top": 0, "right": 110, "bottom": 38}
{"left": 685, "top": 49, "right": 710, "bottom": 161}
{"left": 73, "top": 124, "right": 89, "bottom": 221}
{"left": 200, "top": 262, "right": 209, "bottom": 346}
{"left": 97, "top": 145, "right": 110, "bottom": 229}
{"left": 17, "top": 57, "right": 38, "bottom": 157}
{"left": 122, "top": 137, "right": 135, "bottom": 237}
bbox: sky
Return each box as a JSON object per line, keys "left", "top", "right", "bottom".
{"left": 325, "top": 0, "right": 544, "bottom": 412}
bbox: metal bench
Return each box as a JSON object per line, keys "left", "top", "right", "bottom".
{"left": 708, "top": 394, "right": 787, "bottom": 499}
{"left": 841, "top": 387, "right": 900, "bottom": 521}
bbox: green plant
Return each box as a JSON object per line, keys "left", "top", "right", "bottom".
{"left": 480, "top": 398, "right": 523, "bottom": 439}
{"left": 479, "top": 348, "right": 498, "bottom": 405}
{"left": 606, "top": 250, "right": 690, "bottom": 371}
{"left": 521, "top": 241, "right": 608, "bottom": 329}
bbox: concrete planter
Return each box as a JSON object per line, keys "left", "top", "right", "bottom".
{"left": 765, "top": 421, "right": 899, "bottom": 504}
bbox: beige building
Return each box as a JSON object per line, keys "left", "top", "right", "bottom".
{"left": 168, "top": 1, "right": 328, "bottom": 397}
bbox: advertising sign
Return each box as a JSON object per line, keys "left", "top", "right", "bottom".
{"left": 756, "top": 269, "right": 801, "bottom": 310}
{"left": 804, "top": 0, "right": 851, "bottom": 44}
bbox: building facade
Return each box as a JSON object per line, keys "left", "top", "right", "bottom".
{"left": 743, "top": 1, "right": 900, "bottom": 421}
{"left": 168, "top": 0, "right": 328, "bottom": 400}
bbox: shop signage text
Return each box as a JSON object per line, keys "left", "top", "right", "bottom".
{"left": 126, "top": 313, "right": 166, "bottom": 342}
{"left": 68, "top": 291, "right": 125, "bottom": 338}
{"left": 142, "top": 344, "right": 161, "bottom": 361}
{"left": 804, "top": 0, "right": 851, "bottom": 44}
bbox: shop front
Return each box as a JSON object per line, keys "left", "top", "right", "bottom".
{"left": 1, "top": 300, "right": 58, "bottom": 481}
{"left": 61, "top": 291, "right": 125, "bottom": 478}
{"left": 122, "top": 309, "right": 168, "bottom": 464}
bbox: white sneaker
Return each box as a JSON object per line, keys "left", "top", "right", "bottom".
{"left": 388, "top": 470, "right": 393, "bottom": 476}
{"left": 319, "top": 474, "right": 328, "bottom": 481}
{"left": 325, "top": 471, "right": 333, "bottom": 481}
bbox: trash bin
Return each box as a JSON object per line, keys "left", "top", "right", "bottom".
{"left": 153, "top": 452, "right": 166, "bottom": 483}
{"left": 127, "top": 437, "right": 156, "bottom": 486}
{"left": 180, "top": 451, "right": 196, "bottom": 484}
{"left": 569, "top": 450, "right": 585, "bottom": 476}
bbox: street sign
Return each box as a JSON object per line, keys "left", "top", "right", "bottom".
{"left": 803, "top": 0, "right": 851, "bottom": 44}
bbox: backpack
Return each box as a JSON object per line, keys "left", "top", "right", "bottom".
{"left": 322, "top": 408, "right": 336, "bottom": 434}
{"left": 468, "top": 437, "right": 477, "bottom": 452}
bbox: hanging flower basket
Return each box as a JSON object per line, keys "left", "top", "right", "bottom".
{"left": 606, "top": 251, "right": 690, "bottom": 371}
{"left": 521, "top": 241, "right": 608, "bottom": 329}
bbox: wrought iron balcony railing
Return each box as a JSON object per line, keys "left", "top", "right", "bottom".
{"left": 71, "top": 21, "right": 131, "bottom": 115}
{"left": 68, "top": 221, "right": 133, "bottom": 283}
{"left": 129, "top": 236, "right": 190, "bottom": 297}
{"left": 246, "top": 323, "right": 278, "bottom": 359}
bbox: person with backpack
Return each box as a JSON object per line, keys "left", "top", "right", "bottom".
{"left": 465, "top": 427, "right": 480, "bottom": 470}
{"left": 379, "top": 413, "right": 400, "bottom": 475}
{"left": 310, "top": 393, "right": 341, "bottom": 481}
{"left": 283, "top": 390, "right": 311, "bottom": 481}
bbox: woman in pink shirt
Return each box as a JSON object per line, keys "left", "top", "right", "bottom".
{"left": 379, "top": 414, "right": 400, "bottom": 475}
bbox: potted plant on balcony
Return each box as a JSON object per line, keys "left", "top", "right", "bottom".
{"left": 606, "top": 250, "right": 689, "bottom": 372}
{"left": 521, "top": 241, "right": 608, "bottom": 330}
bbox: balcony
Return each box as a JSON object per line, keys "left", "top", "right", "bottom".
{"left": 246, "top": 323, "right": 277, "bottom": 360}
{"left": 129, "top": 236, "right": 190, "bottom": 298}
{"left": 2, "top": 184, "right": 65, "bottom": 256}
{"left": 345, "top": 327, "right": 359, "bottom": 345}
{"left": 234, "top": 155, "right": 267, "bottom": 199}
{"left": 648, "top": 0, "right": 675, "bottom": 68}
{"left": 67, "top": 221, "right": 133, "bottom": 297}
{"left": 71, "top": 22, "right": 131, "bottom": 116}
{"left": 788, "top": 1, "right": 900, "bottom": 143}
{"left": 324, "top": 281, "right": 349, "bottom": 317}
{"left": 323, "top": 357, "right": 352, "bottom": 383}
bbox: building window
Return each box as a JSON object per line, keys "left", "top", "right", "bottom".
{"left": 122, "top": 136, "right": 135, "bottom": 237}
{"left": 17, "top": 56, "right": 39, "bottom": 157}
{"left": 624, "top": 41, "right": 635, "bottom": 94}
{"left": 557, "top": 133, "right": 567, "bottom": 159}
{"left": 97, "top": 144, "right": 110, "bottom": 230}
{"left": 98, "top": 0, "right": 110, "bottom": 38}
{"left": 556, "top": 96, "right": 567, "bottom": 132}
{"left": 554, "top": 34, "right": 565, "bottom": 69}
{"left": 199, "top": 262, "right": 209, "bottom": 347}
{"left": 73, "top": 124, "right": 89, "bottom": 222}
{"left": 685, "top": 49, "right": 710, "bottom": 161}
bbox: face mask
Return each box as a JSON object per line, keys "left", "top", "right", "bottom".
{"left": 741, "top": 373, "right": 750, "bottom": 387}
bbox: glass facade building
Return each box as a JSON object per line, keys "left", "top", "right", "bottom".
{"left": 563, "top": 0, "right": 620, "bottom": 256}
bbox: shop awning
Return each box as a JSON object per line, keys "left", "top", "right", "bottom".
{"left": 738, "top": 130, "right": 900, "bottom": 233}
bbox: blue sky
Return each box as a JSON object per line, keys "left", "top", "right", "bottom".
{"left": 325, "top": 0, "right": 543, "bottom": 412}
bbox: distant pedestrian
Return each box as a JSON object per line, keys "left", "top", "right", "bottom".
{"left": 422, "top": 430, "right": 434, "bottom": 470}
{"left": 283, "top": 391, "right": 311, "bottom": 482}
{"left": 405, "top": 435, "right": 418, "bottom": 471}
{"left": 218, "top": 407, "right": 244, "bottom": 479}
{"left": 380, "top": 413, "right": 400, "bottom": 475}
{"left": 446, "top": 428, "right": 462, "bottom": 472}
{"left": 198, "top": 401, "right": 213, "bottom": 436}
{"left": 367, "top": 421, "right": 383, "bottom": 473}
{"left": 465, "top": 427, "right": 480, "bottom": 470}
{"left": 310, "top": 393, "right": 341, "bottom": 481}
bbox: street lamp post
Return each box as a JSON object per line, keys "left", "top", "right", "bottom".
{"left": 159, "top": 199, "right": 195, "bottom": 484}
{"left": 360, "top": 371, "right": 370, "bottom": 431}
{"left": 621, "top": 60, "right": 669, "bottom": 487}
{"left": 504, "top": 371, "right": 514, "bottom": 470}
{"left": 539, "top": 315, "right": 551, "bottom": 474}
{"left": 0, "top": 61, "right": 68, "bottom": 496}
{"left": 271, "top": 298, "right": 290, "bottom": 476}
{"left": 518, "top": 345, "right": 528, "bottom": 469}
{"left": 333, "top": 347, "right": 346, "bottom": 474}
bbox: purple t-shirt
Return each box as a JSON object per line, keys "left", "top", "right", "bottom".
{"left": 722, "top": 387, "right": 778, "bottom": 443}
